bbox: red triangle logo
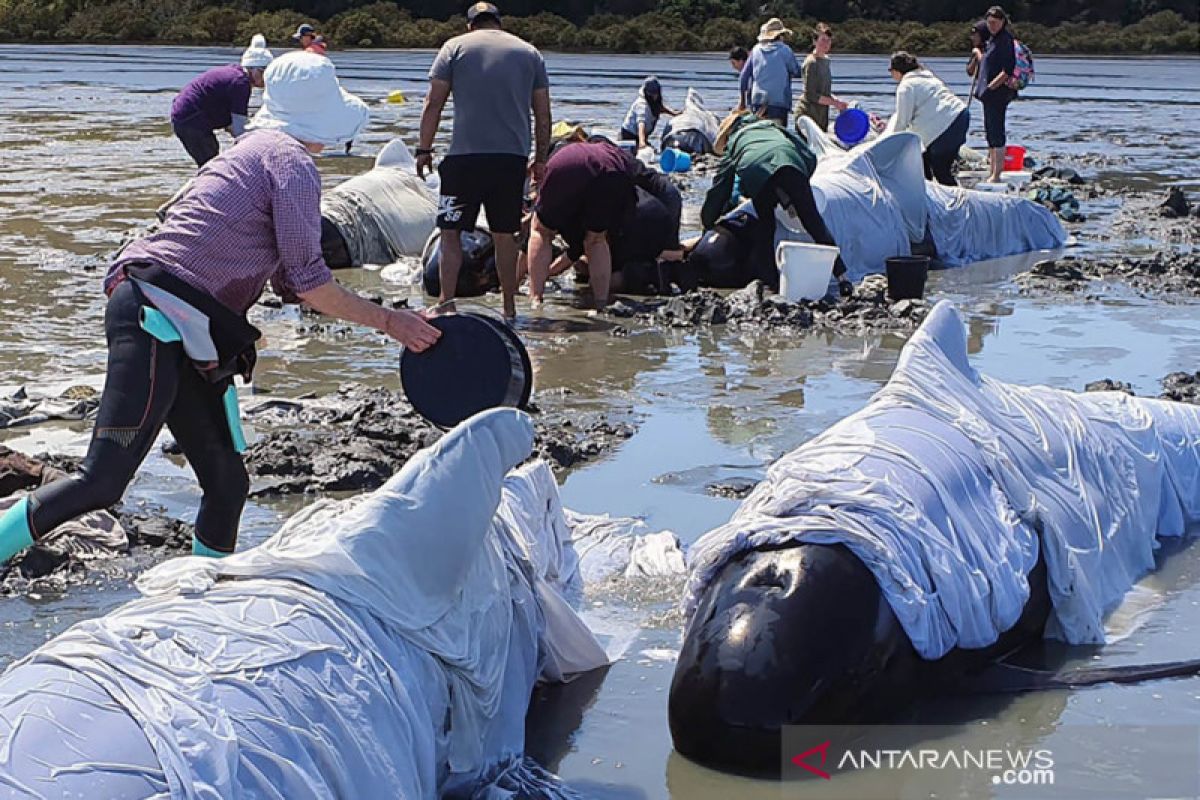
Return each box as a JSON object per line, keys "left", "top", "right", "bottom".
{"left": 791, "top": 740, "right": 833, "bottom": 780}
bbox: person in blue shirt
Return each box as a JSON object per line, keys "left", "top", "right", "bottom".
{"left": 737, "top": 18, "right": 802, "bottom": 125}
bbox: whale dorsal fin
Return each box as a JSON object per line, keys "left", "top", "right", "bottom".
{"left": 375, "top": 139, "right": 416, "bottom": 170}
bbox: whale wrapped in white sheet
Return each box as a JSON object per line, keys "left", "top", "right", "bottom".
{"left": 0, "top": 408, "right": 608, "bottom": 799}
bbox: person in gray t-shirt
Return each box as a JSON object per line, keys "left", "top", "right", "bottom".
{"left": 416, "top": 2, "right": 551, "bottom": 319}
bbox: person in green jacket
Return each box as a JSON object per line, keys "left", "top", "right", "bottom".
{"left": 700, "top": 112, "right": 850, "bottom": 295}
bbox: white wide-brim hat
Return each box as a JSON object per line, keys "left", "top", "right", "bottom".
{"left": 248, "top": 52, "right": 369, "bottom": 147}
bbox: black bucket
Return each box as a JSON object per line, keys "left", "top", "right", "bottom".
{"left": 885, "top": 256, "right": 930, "bottom": 301}
{"left": 399, "top": 311, "right": 533, "bottom": 429}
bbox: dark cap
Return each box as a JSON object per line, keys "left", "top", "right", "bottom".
{"left": 467, "top": 2, "right": 500, "bottom": 22}
{"left": 291, "top": 23, "right": 315, "bottom": 41}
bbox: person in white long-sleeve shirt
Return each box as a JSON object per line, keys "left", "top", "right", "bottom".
{"left": 881, "top": 51, "right": 970, "bottom": 186}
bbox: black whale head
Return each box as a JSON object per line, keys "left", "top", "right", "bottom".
{"left": 668, "top": 542, "right": 920, "bottom": 774}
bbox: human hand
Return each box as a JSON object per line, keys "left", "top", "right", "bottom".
{"left": 415, "top": 152, "right": 434, "bottom": 180}
{"left": 834, "top": 99, "right": 850, "bottom": 112}
{"left": 385, "top": 308, "right": 441, "bottom": 351}
{"left": 529, "top": 159, "right": 546, "bottom": 186}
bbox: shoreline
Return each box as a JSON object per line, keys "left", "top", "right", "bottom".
{"left": 3, "top": 42, "right": 1200, "bottom": 58}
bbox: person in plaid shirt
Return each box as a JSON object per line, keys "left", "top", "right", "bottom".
{"left": 0, "top": 52, "right": 441, "bottom": 566}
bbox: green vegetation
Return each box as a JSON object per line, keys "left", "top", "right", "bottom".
{"left": 0, "top": 1, "right": 1195, "bottom": 53}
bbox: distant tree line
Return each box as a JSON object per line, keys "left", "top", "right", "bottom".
{"left": 0, "top": 0, "right": 1196, "bottom": 53}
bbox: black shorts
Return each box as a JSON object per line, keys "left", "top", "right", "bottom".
{"left": 436, "top": 154, "right": 527, "bottom": 234}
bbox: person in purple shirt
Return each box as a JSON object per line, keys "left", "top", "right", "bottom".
{"left": 171, "top": 35, "right": 273, "bottom": 167}
{"left": 527, "top": 138, "right": 637, "bottom": 309}
{"left": 0, "top": 52, "right": 440, "bottom": 567}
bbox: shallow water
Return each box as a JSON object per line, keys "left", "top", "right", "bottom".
{"left": 1, "top": 46, "right": 1199, "bottom": 799}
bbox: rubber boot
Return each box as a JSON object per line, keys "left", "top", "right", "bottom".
{"left": 0, "top": 497, "right": 35, "bottom": 565}
{"left": 192, "top": 537, "right": 230, "bottom": 559}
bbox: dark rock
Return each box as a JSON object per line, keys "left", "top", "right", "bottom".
{"left": 1160, "top": 371, "right": 1200, "bottom": 405}
{"left": 616, "top": 279, "right": 927, "bottom": 334}
{"left": 1084, "top": 379, "right": 1134, "bottom": 395}
{"left": 244, "top": 383, "right": 638, "bottom": 497}
{"left": 1017, "top": 252, "right": 1200, "bottom": 297}
{"left": 705, "top": 477, "right": 759, "bottom": 499}
{"left": 1159, "top": 187, "right": 1191, "bottom": 219}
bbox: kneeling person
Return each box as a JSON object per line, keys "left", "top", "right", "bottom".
{"left": 528, "top": 139, "right": 636, "bottom": 309}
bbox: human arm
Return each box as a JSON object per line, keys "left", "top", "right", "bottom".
{"left": 637, "top": 121, "right": 649, "bottom": 150}
{"left": 966, "top": 50, "right": 981, "bottom": 77}
{"left": 531, "top": 86, "right": 551, "bottom": 184}
{"left": 885, "top": 81, "right": 913, "bottom": 135}
{"left": 298, "top": 280, "right": 440, "bottom": 352}
{"left": 738, "top": 59, "right": 753, "bottom": 110}
{"left": 416, "top": 79, "right": 451, "bottom": 179}
{"left": 700, "top": 155, "right": 737, "bottom": 230}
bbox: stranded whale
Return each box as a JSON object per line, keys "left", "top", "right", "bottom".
{"left": 0, "top": 409, "right": 608, "bottom": 798}
{"left": 669, "top": 302, "right": 1200, "bottom": 773}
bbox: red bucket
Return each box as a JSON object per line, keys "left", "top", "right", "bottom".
{"left": 1003, "top": 145, "right": 1026, "bottom": 172}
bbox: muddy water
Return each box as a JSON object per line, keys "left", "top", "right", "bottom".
{"left": 1, "top": 46, "right": 1199, "bottom": 798}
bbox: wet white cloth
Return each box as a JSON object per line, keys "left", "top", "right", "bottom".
{"left": 567, "top": 511, "right": 686, "bottom": 583}
{"left": 0, "top": 409, "right": 606, "bottom": 799}
{"left": 684, "top": 302, "right": 1200, "bottom": 659}
{"left": 778, "top": 123, "right": 1065, "bottom": 277}
{"left": 322, "top": 139, "right": 438, "bottom": 266}
{"left": 661, "top": 88, "right": 720, "bottom": 151}
{"left": 249, "top": 51, "right": 368, "bottom": 147}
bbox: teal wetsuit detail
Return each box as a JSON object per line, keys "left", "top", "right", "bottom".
{"left": 139, "top": 306, "right": 182, "bottom": 343}
{"left": 0, "top": 497, "right": 35, "bottom": 565}
{"left": 222, "top": 386, "right": 247, "bottom": 454}
{"left": 192, "top": 537, "right": 231, "bottom": 558}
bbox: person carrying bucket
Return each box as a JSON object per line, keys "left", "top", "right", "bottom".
{"left": 415, "top": 2, "right": 551, "bottom": 320}
{"left": 170, "top": 34, "right": 273, "bottom": 168}
{"left": 0, "top": 53, "right": 441, "bottom": 568}
{"left": 738, "top": 18, "right": 802, "bottom": 126}
{"left": 701, "top": 112, "right": 851, "bottom": 297}
{"left": 881, "top": 51, "right": 970, "bottom": 186}
{"left": 619, "top": 77, "right": 677, "bottom": 151}
{"left": 795, "top": 22, "right": 849, "bottom": 132}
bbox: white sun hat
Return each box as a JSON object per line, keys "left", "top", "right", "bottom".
{"left": 240, "top": 33, "right": 273, "bottom": 69}
{"left": 248, "top": 51, "right": 369, "bottom": 147}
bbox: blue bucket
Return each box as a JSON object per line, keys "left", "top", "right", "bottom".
{"left": 834, "top": 108, "right": 870, "bottom": 146}
{"left": 659, "top": 148, "right": 692, "bottom": 173}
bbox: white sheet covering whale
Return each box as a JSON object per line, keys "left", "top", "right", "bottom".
{"left": 766, "top": 121, "right": 1067, "bottom": 279}
{"left": 0, "top": 409, "right": 609, "bottom": 799}
{"left": 321, "top": 139, "right": 438, "bottom": 267}
{"left": 684, "top": 302, "right": 1200, "bottom": 659}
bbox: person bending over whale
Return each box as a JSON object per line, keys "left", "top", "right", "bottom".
{"left": 528, "top": 138, "right": 637, "bottom": 309}
{"left": 702, "top": 111, "right": 852, "bottom": 296}
{"left": 0, "top": 53, "right": 440, "bottom": 568}
{"left": 170, "top": 35, "right": 274, "bottom": 168}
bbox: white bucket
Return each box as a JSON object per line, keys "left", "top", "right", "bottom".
{"left": 776, "top": 241, "right": 839, "bottom": 302}
{"left": 1000, "top": 170, "right": 1032, "bottom": 189}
